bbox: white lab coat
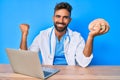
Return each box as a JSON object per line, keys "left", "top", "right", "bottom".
{"left": 29, "top": 27, "right": 93, "bottom": 67}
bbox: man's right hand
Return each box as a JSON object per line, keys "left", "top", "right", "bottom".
{"left": 20, "top": 24, "right": 29, "bottom": 35}
{"left": 19, "top": 24, "right": 29, "bottom": 50}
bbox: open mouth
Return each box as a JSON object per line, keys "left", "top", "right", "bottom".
{"left": 57, "top": 24, "right": 65, "bottom": 27}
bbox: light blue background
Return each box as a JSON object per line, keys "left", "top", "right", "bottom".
{"left": 0, "top": 0, "right": 120, "bottom": 65}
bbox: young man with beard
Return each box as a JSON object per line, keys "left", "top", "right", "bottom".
{"left": 20, "top": 2, "right": 109, "bottom": 67}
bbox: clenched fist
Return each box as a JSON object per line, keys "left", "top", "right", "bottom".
{"left": 20, "top": 24, "right": 30, "bottom": 35}
{"left": 88, "top": 18, "right": 110, "bottom": 37}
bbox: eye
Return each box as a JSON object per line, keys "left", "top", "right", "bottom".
{"left": 64, "top": 16, "right": 69, "bottom": 19}
{"left": 55, "top": 15, "right": 61, "bottom": 18}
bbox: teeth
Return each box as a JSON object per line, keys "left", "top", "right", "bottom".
{"left": 57, "top": 24, "right": 64, "bottom": 27}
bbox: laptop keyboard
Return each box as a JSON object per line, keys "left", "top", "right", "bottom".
{"left": 43, "top": 71, "right": 52, "bottom": 77}
{"left": 42, "top": 67, "right": 59, "bottom": 78}
{"left": 42, "top": 67, "right": 54, "bottom": 77}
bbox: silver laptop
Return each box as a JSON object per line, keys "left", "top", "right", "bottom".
{"left": 6, "top": 48, "right": 59, "bottom": 79}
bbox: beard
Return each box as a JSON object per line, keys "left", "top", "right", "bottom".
{"left": 54, "top": 22, "right": 68, "bottom": 32}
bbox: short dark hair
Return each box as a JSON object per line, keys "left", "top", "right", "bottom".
{"left": 54, "top": 2, "right": 72, "bottom": 15}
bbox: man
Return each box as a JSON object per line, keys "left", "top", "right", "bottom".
{"left": 20, "top": 2, "right": 109, "bottom": 67}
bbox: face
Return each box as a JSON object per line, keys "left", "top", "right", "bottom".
{"left": 53, "top": 9, "right": 71, "bottom": 32}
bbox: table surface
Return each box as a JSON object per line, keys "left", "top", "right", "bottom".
{"left": 0, "top": 64, "right": 120, "bottom": 80}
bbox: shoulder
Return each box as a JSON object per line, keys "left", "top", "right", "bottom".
{"left": 40, "top": 27, "right": 53, "bottom": 34}
{"left": 68, "top": 28, "right": 85, "bottom": 42}
{"left": 34, "top": 27, "right": 53, "bottom": 40}
{"left": 37, "top": 27, "right": 53, "bottom": 36}
{"left": 68, "top": 28, "right": 82, "bottom": 38}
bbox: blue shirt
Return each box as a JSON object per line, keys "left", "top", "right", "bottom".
{"left": 53, "top": 33, "right": 68, "bottom": 65}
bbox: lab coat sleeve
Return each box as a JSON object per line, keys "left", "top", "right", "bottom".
{"left": 28, "top": 35, "right": 40, "bottom": 53}
{"left": 75, "top": 37, "right": 93, "bottom": 67}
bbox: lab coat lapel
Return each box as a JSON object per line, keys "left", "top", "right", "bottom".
{"left": 50, "top": 28, "right": 56, "bottom": 58}
{"left": 64, "top": 28, "right": 75, "bottom": 65}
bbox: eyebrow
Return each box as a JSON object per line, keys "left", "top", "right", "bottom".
{"left": 55, "top": 15, "right": 70, "bottom": 18}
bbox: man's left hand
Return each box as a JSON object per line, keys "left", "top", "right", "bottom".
{"left": 88, "top": 18, "right": 110, "bottom": 37}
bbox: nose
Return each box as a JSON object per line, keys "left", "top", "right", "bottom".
{"left": 59, "top": 17, "right": 64, "bottom": 23}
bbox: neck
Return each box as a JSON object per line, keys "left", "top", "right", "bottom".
{"left": 55, "top": 30, "right": 66, "bottom": 41}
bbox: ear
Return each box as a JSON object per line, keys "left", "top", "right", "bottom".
{"left": 52, "top": 16, "right": 55, "bottom": 21}
{"left": 69, "top": 17, "right": 72, "bottom": 23}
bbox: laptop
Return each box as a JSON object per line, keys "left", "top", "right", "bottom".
{"left": 6, "top": 48, "right": 60, "bottom": 79}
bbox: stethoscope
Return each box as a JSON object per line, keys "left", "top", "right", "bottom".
{"left": 48, "top": 27, "right": 71, "bottom": 59}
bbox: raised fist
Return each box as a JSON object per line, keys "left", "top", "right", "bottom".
{"left": 20, "top": 24, "right": 30, "bottom": 35}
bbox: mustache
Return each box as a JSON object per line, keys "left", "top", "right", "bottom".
{"left": 56, "top": 22, "right": 66, "bottom": 25}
